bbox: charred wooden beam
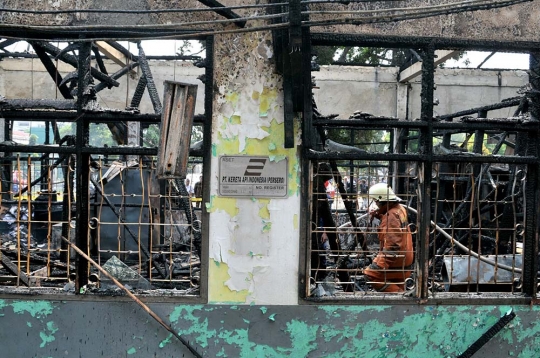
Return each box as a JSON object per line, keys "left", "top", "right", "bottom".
{"left": 94, "top": 61, "right": 139, "bottom": 93}
{"left": 31, "top": 43, "right": 74, "bottom": 100}
{"left": 129, "top": 76, "right": 148, "bottom": 109}
{"left": 0, "top": 109, "right": 206, "bottom": 124}
{"left": 289, "top": 0, "right": 303, "bottom": 113}
{"left": 313, "top": 117, "right": 538, "bottom": 132}
{"left": 0, "top": 143, "right": 201, "bottom": 156}
{"left": 0, "top": 253, "right": 30, "bottom": 287}
{"left": 530, "top": 52, "right": 540, "bottom": 121}
{"left": 0, "top": 38, "right": 18, "bottom": 50}
{"left": 92, "top": 44, "right": 108, "bottom": 76}
{"left": 282, "top": 34, "right": 294, "bottom": 148}
{"left": 0, "top": 98, "right": 76, "bottom": 110}
{"left": 438, "top": 97, "right": 522, "bottom": 120}
{"left": 521, "top": 51, "right": 540, "bottom": 296}
{"left": 0, "top": 52, "right": 37, "bottom": 59}
{"left": 35, "top": 41, "right": 120, "bottom": 88}
{"left": 197, "top": 0, "right": 246, "bottom": 28}
{"left": 145, "top": 55, "right": 203, "bottom": 61}
{"left": 56, "top": 42, "right": 79, "bottom": 59}
{"left": 30, "top": 42, "right": 72, "bottom": 143}
{"left": 137, "top": 42, "right": 162, "bottom": 114}
{"left": 416, "top": 43, "right": 436, "bottom": 299}
{"left": 74, "top": 40, "right": 92, "bottom": 292}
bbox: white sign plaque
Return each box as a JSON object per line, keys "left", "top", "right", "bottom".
{"left": 218, "top": 156, "right": 288, "bottom": 198}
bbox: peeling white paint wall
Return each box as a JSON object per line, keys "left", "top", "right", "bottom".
{"left": 207, "top": 30, "right": 300, "bottom": 305}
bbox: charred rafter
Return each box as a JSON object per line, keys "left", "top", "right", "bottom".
{"left": 94, "top": 61, "right": 140, "bottom": 93}
{"left": 0, "top": 38, "right": 18, "bottom": 51}
{"left": 438, "top": 97, "right": 522, "bottom": 120}
{"left": 33, "top": 41, "right": 120, "bottom": 88}
{"left": 197, "top": 0, "right": 246, "bottom": 28}
{"left": 137, "top": 42, "right": 162, "bottom": 114}
{"left": 92, "top": 44, "right": 108, "bottom": 76}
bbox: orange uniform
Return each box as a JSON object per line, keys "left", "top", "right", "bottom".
{"left": 364, "top": 202, "right": 413, "bottom": 292}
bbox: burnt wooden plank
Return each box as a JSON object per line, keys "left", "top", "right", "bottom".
{"left": 157, "top": 81, "right": 197, "bottom": 179}
{"left": 0, "top": 254, "right": 30, "bottom": 287}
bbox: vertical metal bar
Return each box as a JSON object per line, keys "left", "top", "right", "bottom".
{"left": 75, "top": 40, "right": 92, "bottom": 291}
{"left": 289, "top": 0, "right": 303, "bottom": 112}
{"left": 282, "top": 31, "right": 295, "bottom": 148}
{"left": 416, "top": 43, "right": 435, "bottom": 299}
{"left": 522, "top": 52, "right": 540, "bottom": 296}
{"left": 301, "top": 23, "right": 313, "bottom": 149}
{"left": 300, "top": 18, "right": 314, "bottom": 294}
{"left": 199, "top": 35, "right": 214, "bottom": 302}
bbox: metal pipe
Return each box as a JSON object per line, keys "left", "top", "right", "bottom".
{"left": 406, "top": 206, "right": 524, "bottom": 274}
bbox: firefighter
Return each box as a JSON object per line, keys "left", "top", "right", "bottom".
{"left": 363, "top": 183, "right": 413, "bottom": 293}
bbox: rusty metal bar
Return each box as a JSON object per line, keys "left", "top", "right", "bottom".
{"left": 60, "top": 236, "right": 203, "bottom": 358}
{"left": 89, "top": 176, "right": 167, "bottom": 279}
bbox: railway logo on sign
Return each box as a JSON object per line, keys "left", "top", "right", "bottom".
{"left": 244, "top": 158, "right": 266, "bottom": 176}
{"left": 219, "top": 156, "right": 288, "bottom": 198}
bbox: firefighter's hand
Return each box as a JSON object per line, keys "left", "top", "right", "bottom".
{"left": 369, "top": 209, "right": 380, "bottom": 220}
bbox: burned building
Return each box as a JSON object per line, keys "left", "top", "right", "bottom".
{"left": 1, "top": 0, "right": 540, "bottom": 357}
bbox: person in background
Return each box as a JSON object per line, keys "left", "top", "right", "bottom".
{"left": 194, "top": 175, "right": 203, "bottom": 208}
{"left": 342, "top": 176, "right": 350, "bottom": 193}
{"left": 358, "top": 178, "right": 369, "bottom": 210}
{"left": 12, "top": 169, "right": 26, "bottom": 195}
{"left": 324, "top": 179, "right": 335, "bottom": 208}
{"left": 185, "top": 178, "right": 194, "bottom": 197}
{"left": 363, "top": 183, "right": 413, "bottom": 293}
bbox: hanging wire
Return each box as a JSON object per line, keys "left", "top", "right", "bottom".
{"left": 302, "top": 0, "right": 404, "bottom": 3}
{"left": 305, "top": 0, "right": 516, "bottom": 14}
{"left": 0, "top": 3, "right": 288, "bottom": 14}
{"left": 0, "top": 0, "right": 529, "bottom": 42}
{"left": 303, "top": 0, "right": 531, "bottom": 26}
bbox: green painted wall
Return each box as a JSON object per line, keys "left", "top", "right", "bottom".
{"left": 1, "top": 299, "right": 539, "bottom": 357}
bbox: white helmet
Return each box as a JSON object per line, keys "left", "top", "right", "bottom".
{"left": 369, "top": 183, "right": 401, "bottom": 202}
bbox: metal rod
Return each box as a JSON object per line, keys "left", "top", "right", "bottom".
{"left": 457, "top": 309, "right": 516, "bottom": 358}
{"left": 59, "top": 236, "right": 202, "bottom": 358}
{"left": 89, "top": 176, "right": 168, "bottom": 279}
